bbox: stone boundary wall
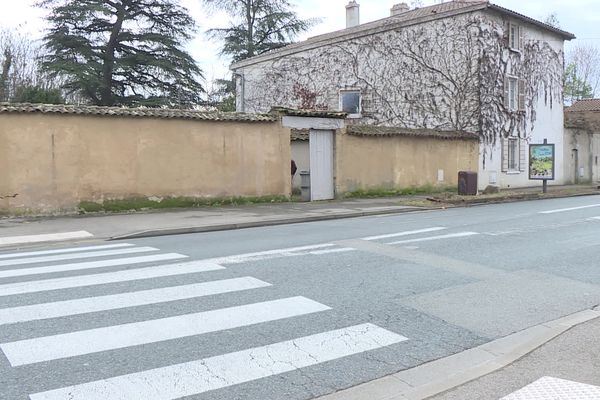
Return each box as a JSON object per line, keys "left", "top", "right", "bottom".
{"left": 335, "top": 129, "right": 479, "bottom": 192}
{"left": 0, "top": 112, "right": 290, "bottom": 213}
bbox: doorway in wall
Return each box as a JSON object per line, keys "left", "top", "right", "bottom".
{"left": 309, "top": 129, "right": 335, "bottom": 201}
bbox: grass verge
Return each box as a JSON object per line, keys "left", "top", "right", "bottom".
{"left": 342, "top": 185, "right": 456, "bottom": 199}
{"left": 79, "top": 195, "right": 290, "bottom": 213}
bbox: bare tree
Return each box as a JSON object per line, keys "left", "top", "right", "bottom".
{"left": 565, "top": 44, "right": 600, "bottom": 104}
{"left": 543, "top": 13, "right": 560, "bottom": 29}
{"left": 0, "top": 27, "right": 63, "bottom": 103}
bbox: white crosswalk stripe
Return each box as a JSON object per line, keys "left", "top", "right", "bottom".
{"left": 0, "top": 260, "right": 225, "bottom": 296}
{"left": 0, "top": 243, "right": 134, "bottom": 260}
{"left": 0, "top": 246, "right": 158, "bottom": 267}
{"left": 0, "top": 277, "right": 271, "bottom": 325}
{"left": 0, "top": 240, "right": 411, "bottom": 399}
{"left": 0, "top": 252, "right": 187, "bottom": 279}
{"left": 0, "top": 231, "right": 93, "bottom": 246}
{"left": 2, "top": 296, "right": 331, "bottom": 366}
{"left": 29, "top": 324, "right": 407, "bottom": 400}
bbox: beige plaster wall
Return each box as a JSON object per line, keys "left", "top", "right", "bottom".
{"left": 335, "top": 132, "right": 479, "bottom": 192}
{"left": 0, "top": 114, "right": 290, "bottom": 213}
{"left": 564, "top": 128, "right": 600, "bottom": 184}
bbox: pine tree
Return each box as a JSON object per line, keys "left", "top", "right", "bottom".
{"left": 38, "top": 0, "right": 205, "bottom": 107}
{"left": 204, "top": 0, "right": 319, "bottom": 62}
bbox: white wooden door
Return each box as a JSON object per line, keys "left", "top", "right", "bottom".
{"left": 309, "top": 129, "right": 334, "bottom": 201}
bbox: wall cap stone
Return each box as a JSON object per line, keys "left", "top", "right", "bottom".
{"left": 347, "top": 125, "right": 480, "bottom": 141}
{"left": 0, "top": 103, "right": 278, "bottom": 123}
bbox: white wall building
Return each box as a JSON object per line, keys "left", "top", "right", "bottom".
{"left": 231, "top": 0, "right": 575, "bottom": 189}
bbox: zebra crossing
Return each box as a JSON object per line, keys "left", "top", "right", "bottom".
{"left": 0, "top": 239, "right": 417, "bottom": 399}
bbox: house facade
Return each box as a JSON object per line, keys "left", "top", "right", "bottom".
{"left": 231, "top": 0, "right": 575, "bottom": 190}
{"left": 564, "top": 99, "right": 600, "bottom": 184}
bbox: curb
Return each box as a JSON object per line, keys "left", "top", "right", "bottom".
{"left": 429, "top": 191, "right": 600, "bottom": 207}
{"left": 110, "top": 206, "right": 429, "bottom": 240}
{"left": 112, "top": 191, "right": 600, "bottom": 240}
{"left": 316, "top": 308, "right": 600, "bottom": 400}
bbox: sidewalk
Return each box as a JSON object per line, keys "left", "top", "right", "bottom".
{"left": 317, "top": 307, "right": 600, "bottom": 400}
{"left": 0, "top": 197, "right": 424, "bottom": 245}
{"left": 0, "top": 184, "right": 597, "bottom": 247}
{"left": 429, "top": 309, "right": 600, "bottom": 399}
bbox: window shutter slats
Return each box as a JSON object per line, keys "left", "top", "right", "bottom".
{"left": 501, "top": 138, "right": 509, "bottom": 172}
{"left": 504, "top": 76, "right": 510, "bottom": 109}
{"left": 518, "top": 79, "right": 526, "bottom": 111}
{"left": 518, "top": 25, "right": 524, "bottom": 51}
{"left": 519, "top": 139, "right": 527, "bottom": 172}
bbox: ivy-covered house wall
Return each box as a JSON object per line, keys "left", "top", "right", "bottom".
{"left": 232, "top": 2, "right": 572, "bottom": 189}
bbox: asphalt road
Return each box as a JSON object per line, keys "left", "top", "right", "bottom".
{"left": 1, "top": 196, "right": 600, "bottom": 400}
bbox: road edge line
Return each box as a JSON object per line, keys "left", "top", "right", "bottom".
{"left": 315, "top": 308, "right": 600, "bottom": 400}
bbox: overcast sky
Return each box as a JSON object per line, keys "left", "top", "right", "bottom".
{"left": 1, "top": 0, "right": 598, "bottom": 84}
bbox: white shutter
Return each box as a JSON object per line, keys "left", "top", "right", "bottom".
{"left": 518, "top": 79, "right": 526, "bottom": 111}
{"left": 501, "top": 138, "right": 509, "bottom": 172}
{"left": 504, "top": 76, "right": 510, "bottom": 109}
{"left": 518, "top": 25, "right": 524, "bottom": 51}
{"left": 519, "top": 139, "right": 527, "bottom": 172}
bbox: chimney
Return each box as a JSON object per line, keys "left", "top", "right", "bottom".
{"left": 346, "top": 1, "right": 360, "bottom": 28}
{"left": 390, "top": 3, "right": 410, "bottom": 16}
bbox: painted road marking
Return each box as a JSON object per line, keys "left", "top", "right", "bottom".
{"left": 0, "top": 246, "right": 158, "bottom": 267}
{"left": 0, "top": 243, "right": 134, "bottom": 260}
{"left": 387, "top": 232, "right": 479, "bottom": 245}
{"left": 309, "top": 248, "right": 356, "bottom": 255}
{"left": 206, "top": 230, "right": 450, "bottom": 264}
{"left": 0, "top": 277, "right": 271, "bottom": 325}
{"left": 539, "top": 204, "right": 600, "bottom": 214}
{"left": 29, "top": 323, "right": 407, "bottom": 400}
{"left": 0, "top": 253, "right": 187, "bottom": 279}
{"left": 589, "top": 216, "right": 600, "bottom": 221}
{"left": 0, "top": 231, "right": 93, "bottom": 246}
{"left": 207, "top": 243, "right": 336, "bottom": 264}
{"left": 0, "top": 261, "right": 225, "bottom": 297}
{"left": 361, "top": 227, "right": 447, "bottom": 241}
{"left": 2, "top": 296, "right": 331, "bottom": 366}
{"left": 501, "top": 376, "right": 600, "bottom": 399}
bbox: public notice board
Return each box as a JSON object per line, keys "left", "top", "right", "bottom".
{"left": 529, "top": 144, "right": 555, "bottom": 181}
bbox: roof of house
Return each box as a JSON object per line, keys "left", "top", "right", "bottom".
{"left": 346, "top": 125, "right": 479, "bottom": 141}
{"left": 565, "top": 99, "right": 600, "bottom": 112}
{"left": 0, "top": 103, "right": 278, "bottom": 123}
{"left": 231, "top": 0, "right": 575, "bottom": 70}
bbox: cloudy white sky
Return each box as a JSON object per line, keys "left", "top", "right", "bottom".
{"left": 1, "top": 0, "right": 598, "bottom": 84}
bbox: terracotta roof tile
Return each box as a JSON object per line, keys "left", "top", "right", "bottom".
{"left": 566, "top": 99, "right": 600, "bottom": 112}
{"left": 232, "top": 1, "right": 574, "bottom": 69}
{"left": 347, "top": 125, "right": 479, "bottom": 141}
{"left": 0, "top": 103, "right": 278, "bottom": 123}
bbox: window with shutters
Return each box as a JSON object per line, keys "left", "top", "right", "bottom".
{"left": 508, "top": 23, "right": 523, "bottom": 51}
{"left": 502, "top": 137, "right": 527, "bottom": 173}
{"left": 504, "top": 76, "right": 526, "bottom": 112}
